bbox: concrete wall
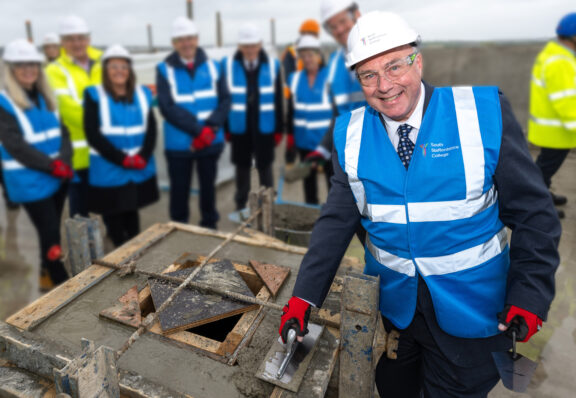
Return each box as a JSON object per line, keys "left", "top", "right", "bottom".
{"left": 421, "top": 42, "right": 546, "bottom": 131}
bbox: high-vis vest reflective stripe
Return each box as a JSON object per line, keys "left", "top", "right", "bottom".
{"left": 327, "top": 48, "right": 366, "bottom": 115}
{"left": 0, "top": 91, "right": 62, "bottom": 203}
{"left": 334, "top": 86, "right": 509, "bottom": 338}
{"left": 225, "top": 56, "right": 278, "bottom": 134}
{"left": 289, "top": 68, "right": 332, "bottom": 150}
{"left": 45, "top": 46, "right": 102, "bottom": 170}
{"left": 528, "top": 41, "right": 576, "bottom": 149}
{"left": 85, "top": 85, "right": 156, "bottom": 188}
{"left": 157, "top": 59, "right": 224, "bottom": 151}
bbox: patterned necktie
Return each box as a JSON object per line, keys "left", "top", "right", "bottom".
{"left": 397, "top": 124, "right": 415, "bottom": 169}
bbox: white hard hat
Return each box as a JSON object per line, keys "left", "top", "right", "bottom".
{"left": 238, "top": 23, "right": 262, "bottom": 45}
{"left": 102, "top": 44, "right": 132, "bottom": 62}
{"left": 172, "top": 16, "right": 198, "bottom": 39}
{"left": 320, "top": 0, "right": 356, "bottom": 25}
{"left": 345, "top": 11, "right": 420, "bottom": 68}
{"left": 296, "top": 35, "right": 321, "bottom": 51}
{"left": 59, "top": 15, "right": 90, "bottom": 36}
{"left": 3, "top": 39, "right": 44, "bottom": 63}
{"left": 43, "top": 32, "right": 60, "bottom": 45}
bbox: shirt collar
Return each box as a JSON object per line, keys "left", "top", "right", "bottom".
{"left": 380, "top": 82, "right": 425, "bottom": 134}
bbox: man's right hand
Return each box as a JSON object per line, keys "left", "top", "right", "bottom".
{"left": 279, "top": 296, "right": 311, "bottom": 343}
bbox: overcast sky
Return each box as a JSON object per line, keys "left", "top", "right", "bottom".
{"left": 1, "top": 0, "right": 573, "bottom": 47}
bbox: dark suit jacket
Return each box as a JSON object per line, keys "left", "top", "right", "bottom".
{"left": 292, "top": 82, "right": 561, "bottom": 366}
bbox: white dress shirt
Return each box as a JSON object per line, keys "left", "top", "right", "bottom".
{"left": 380, "top": 82, "right": 425, "bottom": 152}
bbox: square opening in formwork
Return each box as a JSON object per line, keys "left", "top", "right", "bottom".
{"left": 108, "top": 253, "right": 270, "bottom": 364}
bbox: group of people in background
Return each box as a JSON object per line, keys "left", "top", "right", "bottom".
{"left": 0, "top": 1, "right": 362, "bottom": 290}
{"left": 0, "top": 1, "right": 574, "bottom": 297}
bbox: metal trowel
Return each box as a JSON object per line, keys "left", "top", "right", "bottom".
{"left": 255, "top": 323, "right": 324, "bottom": 392}
{"left": 492, "top": 331, "right": 538, "bottom": 393}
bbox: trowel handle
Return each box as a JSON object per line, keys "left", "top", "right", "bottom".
{"left": 276, "top": 328, "right": 298, "bottom": 379}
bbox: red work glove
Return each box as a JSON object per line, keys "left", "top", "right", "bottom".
{"left": 122, "top": 155, "right": 146, "bottom": 169}
{"left": 498, "top": 305, "right": 542, "bottom": 342}
{"left": 225, "top": 131, "right": 232, "bottom": 142}
{"left": 46, "top": 244, "right": 62, "bottom": 261}
{"left": 50, "top": 160, "right": 73, "bottom": 179}
{"left": 286, "top": 134, "right": 295, "bottom": 151}
{"left": 285, "top": 135, "right": 297, "bottom": 164}
{"left": 274, "top": 132, "right": 283, "bottom": 147}
{"left": 279, "top": 296, "right": 311, "bottom": 343}
{"left": 192, "top": 126, "right": 216, "bottom": 151}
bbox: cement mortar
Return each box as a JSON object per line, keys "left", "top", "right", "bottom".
{"left": 274, "top": 204, "right": 319, "bottom": 232}
{"left": 32, "top": 229, "right": 306, "bottom": 397}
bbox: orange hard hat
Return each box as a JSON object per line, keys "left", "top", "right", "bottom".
{"left": 299, "top": 19, "right": 320, "bottom": 36}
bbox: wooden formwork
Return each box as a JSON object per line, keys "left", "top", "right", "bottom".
{"left": 1, "top": 222, "right": 369, "bottom": 398}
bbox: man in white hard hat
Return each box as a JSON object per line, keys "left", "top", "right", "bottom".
{"left": 302, "top": 0, "right": 365, "bottom": 194}
{"left": 222, "top": 23, "right": 284, "bottom": 211}
{"left": 46, "top": 15, "right": 102, "bottom": 218}
{"left": 279, "top": 11, "right": 561, "bottom": 396}
{"left": 42, "top": 32, "right": 60, "bottom": 63}
{"left": 156, "top": 17, "right": 231, "bottom": 229}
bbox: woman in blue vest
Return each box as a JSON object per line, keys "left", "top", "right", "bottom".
{"left": 0, "top": 39, "right": 73, "bottom": 289}
{"left": 83, "top": 45, "right": 159, "bottom": 247}
{"left": 286, "top": 35, "right": 332, "bottom": 204}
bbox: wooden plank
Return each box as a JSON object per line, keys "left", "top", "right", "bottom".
{"left": 6, "top": 223, "right": 175, "bottom": 331}
{"left": 99, "top": 286, "right": 142, "bottom": 328}
{"left": 261, "top": 188, "right": 275, "bottom": 236}
{"left": 149, "top": 261, "right": 258, "bottom": 334}
{"left": 53, "top": 339, "right": 120, "bottom": 398}
{"left": 248, "top": 260, "right": 291, "bottom": 298}
{"left": 168, "top": 222, "right": 308, "bottom": 256}
{"left": 339, "top": 273, "right": 380, "bottom": 398}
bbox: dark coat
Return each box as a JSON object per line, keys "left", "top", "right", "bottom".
{"left": 156, "top": 48, "right": 231, "bottom": 158}
{"left": 228, "top": 49, "right": 285, "bottom": 168}
{"left": 292, "top": 82, "right": 561, "bottom": 366}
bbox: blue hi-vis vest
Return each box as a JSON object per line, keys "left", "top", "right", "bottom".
{"left": 0, "top": 91, "right": 62, "bottom": 203}
{"left": 157, "top": 59, "right": 224, "bottom": 150}
{"left": 85, "top": 85, "right": 156, "bottom": 188}
{"left": 224, "top": 56, "right": 279, "bottom": 134}
{"left": 334, "top": 86, "right": 509, "bottom": 338}
{"left": 327, "top": 48, "right": 366, "bottom": 115}
{"left": 289, "top": 68, "right": 332, "bottom": 150}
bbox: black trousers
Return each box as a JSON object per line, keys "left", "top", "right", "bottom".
{"left": 375, "top": 311, "right": 500, "bottom": 398}
{"left": 22, "top": 182, "right": 69, "bottom": 284}
{"left": 535, "top": 147, "right": 570, "bottom": 188}
{"left": 68, "top": 169, "right": 89, "bottom": 217}
{"left": 234, "top": 164, "right": 273, "bottom": 210}
{"left": 102, "top": 211, "right": 140, "bottom": 248}
{"left": 166, "top": 152, "right": 220, "bottom": 228}
{"left": 298, "top": 149, "right": 331, "bottom": 205}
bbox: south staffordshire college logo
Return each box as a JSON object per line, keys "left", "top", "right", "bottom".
{"left": 420, "top": 143, "right": 428, "bottom": 156}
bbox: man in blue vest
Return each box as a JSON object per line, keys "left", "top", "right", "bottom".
{"left": 157, "top": 17, "right": 231, "bottom": 228}
{"left": 303, "top": 0, "right": 367, "bottom": 190}
{"left": 223, "top": 23, "right": 284, "bottom": 211}
{"left": 279, "top": 11, "right": 561, "bottom": 396}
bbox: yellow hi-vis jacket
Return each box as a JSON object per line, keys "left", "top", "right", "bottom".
{"left": 528, "top": 41, "right": 576, "bottom": 149}
{"left": 46, "top": 46, "right": 102, "bottom": 169}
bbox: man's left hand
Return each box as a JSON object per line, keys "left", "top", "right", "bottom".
{"left": 498, "top": 305, "right": 542, "bottom": 342}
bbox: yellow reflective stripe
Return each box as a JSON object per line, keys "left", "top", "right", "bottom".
{"left": 72, "top": 140, "right": 88, "bottom": 149}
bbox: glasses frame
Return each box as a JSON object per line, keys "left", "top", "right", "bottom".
{"left": 356, "top": 51, "right": 419, "bottom": 87}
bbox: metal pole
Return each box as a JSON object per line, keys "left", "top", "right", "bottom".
{"left": 216, "top": 12, "right": 222, "bottom": 47}
{"left": 270, "top": 18, "right": 276, "bottom": 47}
{"left": 25, "top": 20, "right": 34, "bottom": 43}
{"left": 147, "top": 24, "right": 154, "bottom": 53}
{"left": 187, "top": 0, "right": 193, "bottom": 20}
